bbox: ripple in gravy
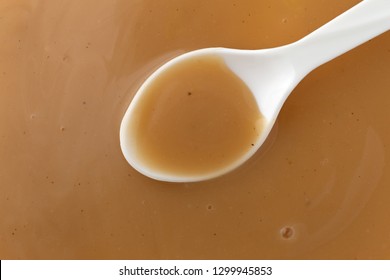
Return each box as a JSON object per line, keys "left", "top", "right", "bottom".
{"left": 125, "top": 55, "right": 263, "bottom": 177}
{"left": 1, "top": 0, "right": 390, "bottom": 259}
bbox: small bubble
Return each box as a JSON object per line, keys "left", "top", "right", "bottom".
{"left": 60, "top": 126, "right": 65, "bottom": 132}
{"left": 207, "top": 204, "right": 214, "bottom": 211}
{"left": 30, "top": 114, "right": 36, "bottom": 120}
{"left": 280, "top": 226, "right": 295, "bottom": 240}
{"left": 282, "top": 18, "right": 288, "bottom": 24}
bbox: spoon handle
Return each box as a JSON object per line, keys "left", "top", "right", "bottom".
{"left": 289, "top": 0, "right": 390, "bottom": 76}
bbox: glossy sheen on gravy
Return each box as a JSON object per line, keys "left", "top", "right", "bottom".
{"left": 1, "top": 0, "right": 390, "bottom": 259}
{"left": 127, "top": 55, "right": 262, "bottom": 176}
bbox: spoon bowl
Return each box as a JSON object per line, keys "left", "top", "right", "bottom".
{"left": 120, "top": 0, "right": 390, "bottom": 182}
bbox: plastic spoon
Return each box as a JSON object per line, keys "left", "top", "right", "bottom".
{"left": 120, "top": 0, "right": 390, "bottom": 182}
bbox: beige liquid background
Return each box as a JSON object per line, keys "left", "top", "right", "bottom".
{"left": 1, "top": 0, "right": 390, "bottom": 259}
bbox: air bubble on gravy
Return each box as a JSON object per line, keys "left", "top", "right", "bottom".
{"left": 280, "top": 226, "right": 295, "bottom": 240}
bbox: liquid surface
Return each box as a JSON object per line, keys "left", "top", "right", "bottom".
{"left": 126, "top": 55, "right": 263, "bottom": 176}
{"left": 1, "top": 0, "right": 390, "bottom": 259}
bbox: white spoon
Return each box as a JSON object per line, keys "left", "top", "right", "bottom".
{"left": 120, "top": 0, "right": 390, "bottom": 182}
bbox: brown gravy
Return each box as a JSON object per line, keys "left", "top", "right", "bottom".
{"left": 1, "top": 0, "right": 390, "bottom": 259}
{"left": 126, "top": 55, "right": 262, "bottom": 176}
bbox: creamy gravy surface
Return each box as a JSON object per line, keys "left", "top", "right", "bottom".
{"left": 1, "top": 0, "right": 390, "bottom": 259}
{"left": 126, "top": 54, "right": 262, "bottom": 177}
